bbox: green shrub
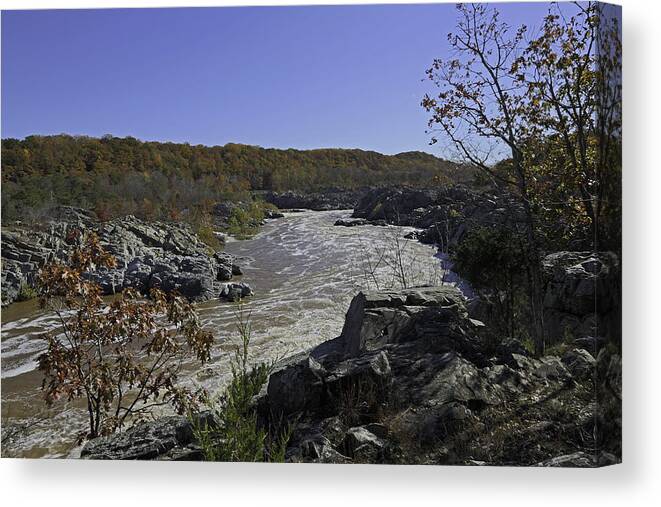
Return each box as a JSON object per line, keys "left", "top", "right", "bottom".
{"left": 452, "top": 226, "right": 530, "bottom": 339}
{"left": 195, "top": 223, "right": 222, "bottom": 253}
{"left": 192, "top": 308, "right": 291, "bottom": 462}
{"left": 226, "top": 201, "right": 272, "bottom": 239}
{"left": 16, "top": 282, "right": 37, "bottom": 302}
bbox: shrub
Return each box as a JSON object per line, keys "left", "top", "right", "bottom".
{"left": 451, "top": 225, "right": 528, "bottom": 338}
{"left": 196, "top": 223, "right": 223, "bottom": 252}
{"left": 37, "top": 234, "right": 213, "bottom": 439}
{"left": 226, "top": 201, "right": 271, "bottom": 239}
{"left": 16, "top": 282, "right": 38, "bottom": 302}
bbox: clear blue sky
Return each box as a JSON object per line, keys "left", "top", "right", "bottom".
{"left": 1, "top": 3, "right": 551, "bottom": 155}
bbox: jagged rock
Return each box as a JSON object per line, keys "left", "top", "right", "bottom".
{"left": 258, "top": 285, "right": 618, "bottom": 466}
{"left": 542, "top": 251, "right": 621, "bottom": 344}
{"left": 339, "top": 286, "right": 485, "bottom": 364}
{"left": 495, "top": 337, "right": 530, "bottom": 365}
{"left": 573, "top": 335, "right": 607, "bottom": 355}
{"left": 1, "top": 206, "right": 243, "bottom": 305}
{"left": 334, "top": 218, "right": 370, "bottom": 227}
{"left": 83, "top": 283, "right": 619, "bottom": 466}
{"left": 343, "top": 426, "right": 384, "bottom": 460}
{"left": 264, "top": 189, "right": 364, "bottom": 211}
{"left": 219, "top": 282, "right": 253, "bottom": 301}
{"left": 536, "top": 451, "right": 618, "bottom": 468}
{"left": 264, "top": 210, "right": 285, "bottom": 219}
{"left": 352, "top": 185, "right": 522, "bottom": 250}
{"left": 266, "top": 355, "right": 327, "bottom": 416}
{"left": 80, "top": 416, "right": 195, "bottom": 460}
{"left": 561, "top": 348, "right": 596, "bottom": 380}
{"left": 352, "top": 187, "right": 437, "bottom": 223}
{"left": 536, "top": 452, "right": 597, "bottom": 467}
{"left": 265, "top": 350, "right": 391, "bottom": 419}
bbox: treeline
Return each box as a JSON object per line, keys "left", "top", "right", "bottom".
{"left": 1, "top": 134, "right": 472, "bottom": 221}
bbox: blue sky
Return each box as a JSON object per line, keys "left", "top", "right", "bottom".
{"left": 1, "top": 3, "right": 552, "bottom": 155}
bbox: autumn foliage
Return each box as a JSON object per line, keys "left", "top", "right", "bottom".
{"left": 422, "top": 2, "right": 621, "bottom": 355}
{"left": 37, "top": 233, "right": 213, "bottom": 439}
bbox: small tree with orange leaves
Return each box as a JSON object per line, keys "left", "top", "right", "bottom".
{"left": 37, "top": 233, "right": 213, "bottom": 440}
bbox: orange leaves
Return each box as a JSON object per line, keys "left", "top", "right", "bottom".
{"left": 37, "top": 235, "right": 213, "bottom": 439}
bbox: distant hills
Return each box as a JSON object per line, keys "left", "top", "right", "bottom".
{"left": 1, "top": 134, "right": 475, "bottom": 220}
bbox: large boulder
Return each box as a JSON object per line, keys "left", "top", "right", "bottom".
{"left": 338, "top": 286, "right": 484, "bottom": 362}
{"left": 542, "top": 251, "right": 621, "bottom": 344}
{"left": 219, "top": 281, "right": 254, "bottom": 301}
{"left": 265, "top": 350, "right": 392, "bottom": 419}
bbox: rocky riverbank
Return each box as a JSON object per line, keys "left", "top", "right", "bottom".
{"left": 82, "top": 282, "right": 621, "bottom": 466}
{"left": 263, "top": 189, "right": 365, "bottom": 211}
{"left": 349, "top": 185, "right": 524, "bottom": 250}
{"left": 1, "top": 206, "right": 245, "bottom": 306}
{"left": 346, "top": 186, "right": 622, "bottom": 346}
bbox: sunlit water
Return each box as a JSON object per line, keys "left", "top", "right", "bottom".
{"left": 1, "top": 210, "right": 446, "bottom": 458}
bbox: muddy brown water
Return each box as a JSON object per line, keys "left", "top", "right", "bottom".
{"left": 1, "top": 210, "right": 447, "bottom": 458}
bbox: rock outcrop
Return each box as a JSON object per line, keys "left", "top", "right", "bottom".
{"left": 76, "top": 285, "right": 621, "bottom": 466}
{"left": 351, "top": 186, "right": 522, "bottom": 250}
{"left": 264, "top": 189, "right": 364, "bottom": 211}
{"left": 1, "top": 206, "right": 243, "bottom": 305}
{"left": 81, "top": 416, "right": 202, "bottom": 460}
{"left": 260, "top": 285, "right": 621, "bottom": 466}
{"left": 542, "top": 251, "right": 621, "bottom": 347}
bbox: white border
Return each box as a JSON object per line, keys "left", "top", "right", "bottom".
{"left": 2, "top": 1, "right": 660, "bottom": 506}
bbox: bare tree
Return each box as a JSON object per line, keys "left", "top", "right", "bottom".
{"left": 422, "top": 3, "right": 546, "bottom": 355}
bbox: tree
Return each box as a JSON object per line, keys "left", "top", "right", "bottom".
{"left": 37, "top": 234, "right": 213, "bottom": 439}
{"left": 422, "top": 3, "right": 547, "bottom": 355}
{"left": 422, "top": 2, "right": 622, "bottom": 353}
{"left": 521, "top": 2, "right": 622, "bottom": 249}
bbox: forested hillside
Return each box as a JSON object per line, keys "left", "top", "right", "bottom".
{"left": 1, "top": 134, "right": 472, "bottom": 221}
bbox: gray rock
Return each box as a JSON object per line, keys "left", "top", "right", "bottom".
{"left": 264, "top": 210, "right": 285, "bottom": 219}
{"left": 352, "top": 185, "right": 523, "bottom": 250}
{"left": 80, "top": 416, "right": 195, "bottom": 460}
{"left": 573, "top": 335, "right": 607, "bottom": 355}
{"left": 561, "top": 348, "right": 596, "bottom": 379}
{"left": 266, "top": 355, "right": 327, "bottom": 416}
{"left": 536, "top": 452, "right": 597, "bottom": 467}
{"left": 343, "top": 426, "right": 384, "bottom": 457}
{"left": 265, "top": 350, "right": 391, "bottom": 419}
{"left": 536, "top": 451, "right": 619, "bottom": 468}
{"left": 334, "top": 218, "right": 370, "bottom": 227}
{"left": 264, "top": 190, "right": 364, "bottom": 211}
{"left": 219, "top": 282, "right": 253, "bottom": 301}
{"left": 542, "top": 251, "right": 620, "bottom": 344}
{"left": 1, "top": 207, "right": 243, "bottom": 305}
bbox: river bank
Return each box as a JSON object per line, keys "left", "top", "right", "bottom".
{"left": 1, "top": 209, "right": 442, "bottom": 457}
{"left": 1, "top": 188, "right": 621, "bottom": 463}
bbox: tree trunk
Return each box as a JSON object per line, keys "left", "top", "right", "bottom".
{"left": 513, "top": 153, "right": 546, "bottom": 357}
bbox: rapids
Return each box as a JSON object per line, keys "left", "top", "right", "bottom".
{"left": 1, "top": 210, "right": 447, "bottom": 457}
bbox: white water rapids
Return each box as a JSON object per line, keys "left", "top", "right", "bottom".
{"left": 1, "top": 210, "right": 451, "bottom": 457}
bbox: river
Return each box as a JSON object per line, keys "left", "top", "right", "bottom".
{"left": 1, "top": 210, "right": 446, "bottom": 458}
